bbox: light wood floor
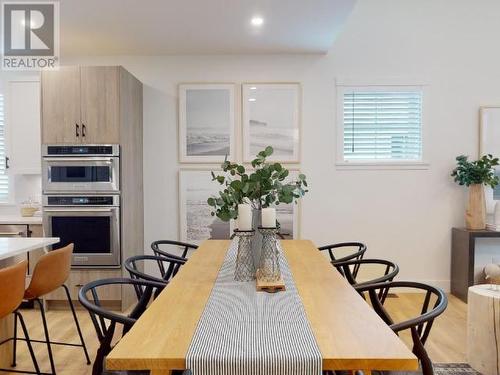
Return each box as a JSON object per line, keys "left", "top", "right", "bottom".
{"left": 2, "top": 294, "right": 467, "bottom": 374}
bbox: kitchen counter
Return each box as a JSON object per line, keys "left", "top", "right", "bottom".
{"left": 0, "top": 237, "right": 59, "bottom": 261}
{"left": 0, "top": 215, "right": 42, "bottom": 225}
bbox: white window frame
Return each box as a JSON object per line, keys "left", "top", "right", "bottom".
{"left": 0, "top": 91, "right": 12, "bottom": 205}
{"left": 336, "top": 79, "right": 430, "bottom": 170}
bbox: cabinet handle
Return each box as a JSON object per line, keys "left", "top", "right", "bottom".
{"left": 82, "top": 123, "right": 86, "bottom": 137}
{"left": 76, "top": 123, "right": 80, "bottom": 137}
{"left": 5, "top": 156, "right": 9, "bottom": 170}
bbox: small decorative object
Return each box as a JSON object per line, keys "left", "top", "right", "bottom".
{"left": 242, "top": 83, "right": 301, "bottom": 163}
{"left": 451, "top": 154, "right": 499, "bottom": 230}
{"left": 484, "top": 263, "right": 500, "bottom": 289}
{"left": 261, "top": 208, "right": 276, "bottom": 228}
{"left": 495, "top": 202, "right": 500, "bottom": 225}
{"left": 178, "top": 84, "right": 236, "bottom": 163}
{"left": 256, "top": 227, "right": 281, "bottom": 282}
{"left": 208, "top": 146, "right": 308, "bottom": 266}
{"left": 20, "top": 198, "right": 39, "bottom": 217}
{"left": 237, "top": 204, "right": 252, "bottom": 231}
{"left": 233, "top": 230, "right": 256, "bottom": 282}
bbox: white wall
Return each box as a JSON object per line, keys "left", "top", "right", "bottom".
{"left": 65, "top": 0, "right": 500, "bottom": 289}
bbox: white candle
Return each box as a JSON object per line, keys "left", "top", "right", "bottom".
{"left": 237, "top": 204, "right": 252, "bottom": 231}
{"left": 261, "top": 207, "right": 276, "bottom": 228}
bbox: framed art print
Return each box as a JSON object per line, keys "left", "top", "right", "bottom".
{"left": 242, "top": 83, "right": 301, "bottom": 163}
{"left": 479, "top": 106, "right": 500, "bottom": 212}
{"left": 179, "top": 84, "right": 236, "bottom": 163}
{"left": 178, "top": 169, "right": 232, "bottom": 244}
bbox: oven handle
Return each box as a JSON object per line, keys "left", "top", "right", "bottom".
{"left": 43, "top": 157, "right": 115, "bottom": 163}
{"left": 43, "top": 208, "right": 115, "bottom": 213}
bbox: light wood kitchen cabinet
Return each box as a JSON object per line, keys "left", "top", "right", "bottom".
{"left": 45, "top": 269, "right": 122, "bottom": 303}
{"left": 41, "top": 66, "right": 122, "bottom": 144}
{"left": 80, "top": 66, "right": 120, "bottom": 143}
{"left": 41, "top": 67, "right": 81, "bottom": 144}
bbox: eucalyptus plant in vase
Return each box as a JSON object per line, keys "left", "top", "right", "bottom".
{"left": 451, "top": 154, "right": 499, "bottom": 230}
{"left": 207, "top": 146, "right": 308, "bottom": 257}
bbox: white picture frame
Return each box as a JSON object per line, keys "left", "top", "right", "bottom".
{"left": 479, "top": 106, "right": 500, "bottom": 213}
{"left": 242, "top": 83, "right": 301, "bottom": 163}
{"left": 178, "top": 169, "right": 233, "bottom": 244}
{"left": 178, "top": 83, "right": 236, "bottom": 163}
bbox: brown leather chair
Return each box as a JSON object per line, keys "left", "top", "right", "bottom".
{"left": 12, "top": 244, "right": 90, "bottom": 375}
{"left": 0, "top": 260, "right": 41, "bottom": 374}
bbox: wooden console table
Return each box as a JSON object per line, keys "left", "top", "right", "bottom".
{"left": 451, "top": 227, "right": 500, "bottom": 302}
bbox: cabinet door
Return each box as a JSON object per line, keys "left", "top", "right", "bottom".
{"left": 8, "top": 81, "right": 41, "bottom": 174}
{"left": 41, "top": 67, "right": 81, "bottom": 144}
{"left": 80, "top": 66, "right": 120, "bottom": 144}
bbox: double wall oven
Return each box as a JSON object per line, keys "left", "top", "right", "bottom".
{"left": 42, "top": 145, "right": 121, "bottom": 268}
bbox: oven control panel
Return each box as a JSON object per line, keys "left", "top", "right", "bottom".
{"left": 44, "top": 195, "right": 119, "bottom": 207}
{"left": 42, "top": 144, "right": 119, "bottom": 157}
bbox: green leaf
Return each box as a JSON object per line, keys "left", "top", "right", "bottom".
{"left": 265, "top": 146, "right": 274, "bottom": 156}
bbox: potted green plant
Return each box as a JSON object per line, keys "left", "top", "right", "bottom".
{"left": 208, "top": 146, "right": 308, "bottom": 220}
{"left": 451, "top": 154, "right": 499, "bottom": 229}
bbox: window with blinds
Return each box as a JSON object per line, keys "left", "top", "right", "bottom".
{"left": 0, "top": 94, "right": 8, "bottom": 202}
{"left": 342, "top": 90, "right": 423, "bottom": 162}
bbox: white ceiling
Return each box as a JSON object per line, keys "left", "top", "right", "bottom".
{"left": 59, "top": 0, "right": 356, "bottom": 56}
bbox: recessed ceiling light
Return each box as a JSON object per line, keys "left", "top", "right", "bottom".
{"left": 248, "top": 98, "right": 256, "bottom": 102}
{"left": 249, "top": 86, "right": 257, "bottom": 90}
{"left": 251, "top": 16, "right": 264, "bottom": 27}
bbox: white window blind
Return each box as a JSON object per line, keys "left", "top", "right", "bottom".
{"left": 0, "top": 94, "right": 8, "bottom": 202}
{"left": 343, "top": 90, "right": 423, "bottom": 162}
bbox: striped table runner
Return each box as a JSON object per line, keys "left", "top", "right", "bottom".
{"left": 186, "top": 240, "right": 322, "bottom": 375}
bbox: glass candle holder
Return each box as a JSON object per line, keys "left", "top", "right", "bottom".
{"left": 257, "top": 227, "right": 281, "bottom": 282}
{"left": 234, "top": 229, "right": 256, "bottom": 281}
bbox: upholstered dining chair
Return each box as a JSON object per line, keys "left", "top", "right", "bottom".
{"left": 0, "top": 260, "right": 41, "bottom": 374}
{"left": 333, "top": 258, "right": 399, "bottom": 304}
{"left": 354, "top": 281, "right": 448, "bottom": 375}
{"left": 78, "top": 277, "right": 192, "bottom": 375}
{"left": 16, "top": 243, "right": 90, "bottom": 375}
{"left": 318, "top": 242, "right": 367, "bottom": 278}
{"left": 151, "top": 240, "right": 198, "bottom": 260}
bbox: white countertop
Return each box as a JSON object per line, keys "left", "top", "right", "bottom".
{"left": 0, "top": 215, "right": 42, "bottom": 225}
{"left": 0, "top": 237, "right": 59, "bottom": 261}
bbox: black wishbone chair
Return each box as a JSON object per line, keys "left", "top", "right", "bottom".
{"left": 151, "top": 240, "right": 198, "bottom": 260}
{"left": 318, "top": 242, "right": 367, "bottom": 278}
{"left": 355, "top": 281, "right": 448, "bottom": 375}
{"left": 79, "top": 278, "right": 173, "bottom": 375}
{"left": 333, "top": 259, "right": 399, "bottom": 304}
{"left": 124, "top": 255, "right": 186, "bottom": 298}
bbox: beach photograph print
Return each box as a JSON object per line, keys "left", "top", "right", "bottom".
{"left": 179, "top": 84, "right": 235, "bottom": 163}
{"left": 242, "top": 83, "right": 300, "bottom": 163}
{"left": 179, "top": 169, "right": 231, "bottom": 244}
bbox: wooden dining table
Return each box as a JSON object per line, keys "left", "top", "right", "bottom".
{"left": 106, "top": 240, "right": 418, "bottom": 374}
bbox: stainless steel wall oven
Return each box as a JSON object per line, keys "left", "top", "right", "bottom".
{"left": 43, "top": 195, "right": 120, "bottom": 267}
{"left": 42, "top": 144, "right": 121, "bottom": 268}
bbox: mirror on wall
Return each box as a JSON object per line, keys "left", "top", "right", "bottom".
{"left": 479, "top": 106, "right": 500, "bottom": 213}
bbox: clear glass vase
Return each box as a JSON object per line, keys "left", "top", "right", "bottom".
{"left": 234, "top": 230, "right": 256, "bottom": 281}
{"left": 257, "top": 227, "right": 281, "bottom": 282}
